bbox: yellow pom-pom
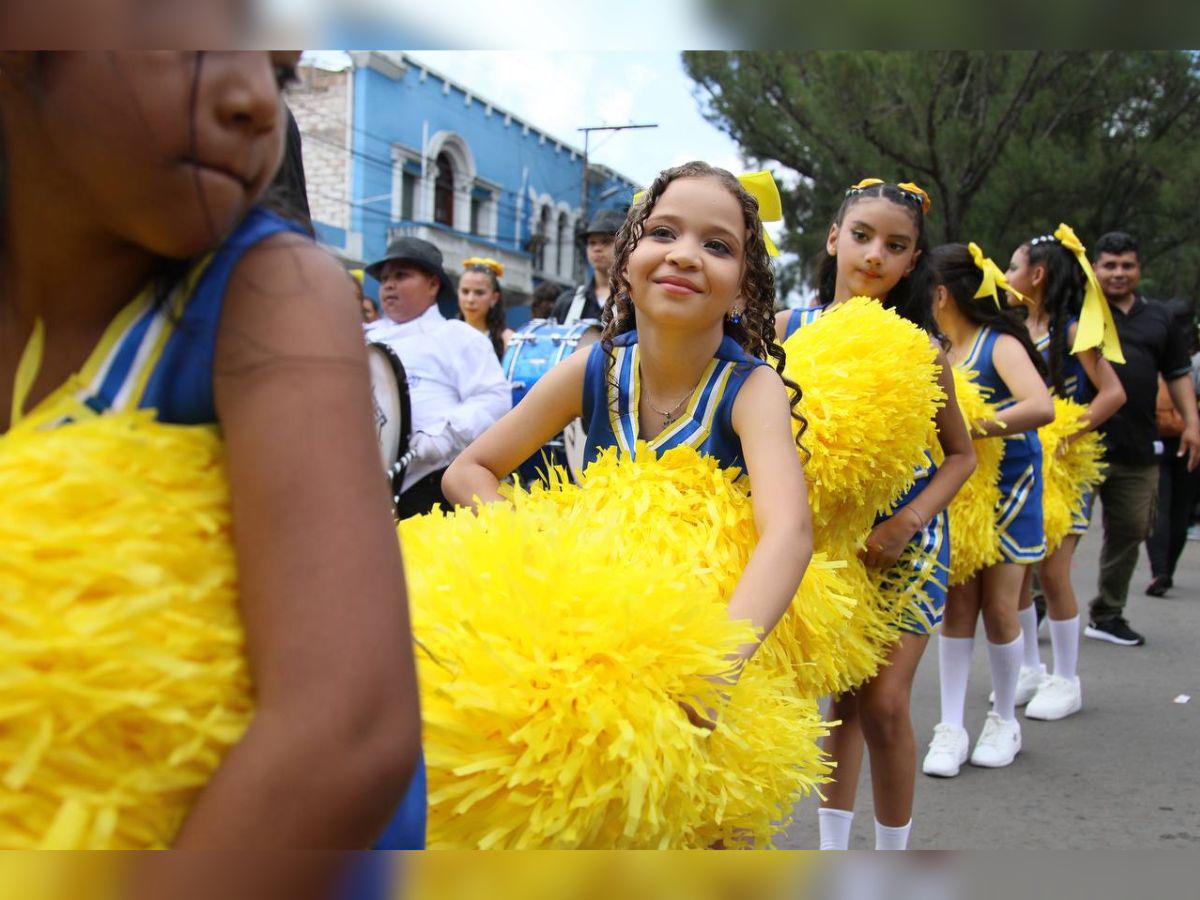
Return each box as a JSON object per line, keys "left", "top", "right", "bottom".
{"left": 947, "top": 368, "right": 1004, "bottom": 585}
{"left": 1039, "top": 398, "right": 1105, "bottom": 554}
{"left": 782, "top": 297, "right": 944, "bottom": 545}
{"left": 402, "top": 446, "right": 834, "bottom": 848}
{"left": 0, "top": 413, "right": 251, "bottom": 849}
{"left": 760, "top": 545, "right": 910, "bottom": 699}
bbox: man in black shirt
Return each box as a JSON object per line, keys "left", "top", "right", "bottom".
{"left": 1085, "top": 232, "right": 1200, "bottom": 647}
{"left": 551, "top": 208, "right": 624, "bottom": 324}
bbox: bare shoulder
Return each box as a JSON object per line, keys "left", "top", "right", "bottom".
{"left": 217, "top": 232, "right": 363, "bottom": 364}
{"left": 991, "top": 332, "right": 1026, "bottom": 359}
{"left": 734, "top": 364, "right": 790, "bottom": 416}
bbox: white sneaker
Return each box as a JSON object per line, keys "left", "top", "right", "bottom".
{"left": 969, "top": 712, "right": 1021, "bottom": 768}
{"left": 922, "top": 723, "right": 970, "bottom": 778}
{"left": 988, "top": 664, "right": 1046, "bottom": 707}
{"left": 1025, "top": 674, "right": 1082, "bottom": 721}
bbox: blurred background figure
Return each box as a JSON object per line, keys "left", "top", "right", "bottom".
{"left": 530, "top": 280, "right": 562, "bottom": 321}
{"left": 457, "top": 258, "right": 514, "bottom": 359}
{"left": 351, "top": 269, "right": 379, "bottom": 323}
{"left": 364, "top": 237, "right": 510, "bottom": 517}
{"left": 551, "top": 208, "right": 624, "bottom": 324}
{"left": 1145, "top": 298, "right": 1200, "bottom": 596}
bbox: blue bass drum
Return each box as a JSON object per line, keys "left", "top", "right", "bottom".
{"left": 502, "top": 318, "right": 600, "bottom": 483}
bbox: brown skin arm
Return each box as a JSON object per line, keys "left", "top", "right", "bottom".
{"left": 973, "top": 334, "right": 1056, "bottom": 437}
{"left": 726, "top": 366, "right": 813, "bottom": 656}
{"left": 862, "top": 348, "right": 976, "bottom": 568}
{"left": 172, "top": 234, "right": 420, "bottom": 848}
{"left": 1067, "top": 324, "right": 1125, "bottom": 439}
{"left": 442, "top": 348, "right": 587, "bottom": 508}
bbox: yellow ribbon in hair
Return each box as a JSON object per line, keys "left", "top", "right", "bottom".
{"left": 896, "top": 182, "right": 932, "bottom": 215}
{"left": 1053, "top": 223, "right": 1125, "bottom": 364}
{"left": 462, "top": 256, "right": 505, "bottom": 278}
{"left": 847, "top": 178, "right": 932, "bottom": 215}
{"left": 969, "top": 242, "right": 1027, "bottom": 310}
{"left": 348, "top": 268, "right": 365, "bottom": 285}
{"left": 633, "top": 170, "right": 782, "bottom": 257}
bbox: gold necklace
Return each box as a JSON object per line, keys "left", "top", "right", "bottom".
{"left": 644, "top": 391, "right": 692, "bottom": 425}
{"left": 641, "top": 366, "right": 702, "bottom": 425}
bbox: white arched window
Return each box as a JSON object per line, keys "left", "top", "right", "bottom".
{"left": 421, "top": 131, "right": 476, "bottom": 229}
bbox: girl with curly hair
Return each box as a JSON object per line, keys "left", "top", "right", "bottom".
{"left": 445, "top": 161, "right": 813, "bottom": 673}
{"left": 797, "top": 180, "right": 976, "bottom": 851}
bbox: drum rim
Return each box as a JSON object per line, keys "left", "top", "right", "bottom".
{"left": 503, "top": 319, "right": 602, "bottom": 379}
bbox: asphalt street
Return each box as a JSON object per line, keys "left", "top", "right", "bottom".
{"left": 780, "top": 511, "right": 1200, "bottom": 849}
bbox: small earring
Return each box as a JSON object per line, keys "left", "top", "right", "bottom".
{"left": 727, "top": 309, "right": 743, "bottom": 325}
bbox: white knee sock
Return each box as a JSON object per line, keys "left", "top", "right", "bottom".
{"left": 987, "top": 635, "right": 1024, "bottom": 722}
{"left": 875, "top": 818, "right": 912, "bottom": 850}
{"left": 1018, "top": 605, "right": 1042, "bottom": 669}
{"left": 1048, "top": 615, "right": 1080, "bottom": 680}
{"left": 937, "top": 635, "right": 974, "bottom": 729}
{"left": 818, "top": 807, "right": 855, "bottom": 850}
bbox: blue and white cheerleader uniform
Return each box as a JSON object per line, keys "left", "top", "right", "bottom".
{"left": 959, "top": 326, "right": 1047, "bottom": 563}
{"left": 1036, "top": 320, "right": 1095, "bottom": 537}
{"left": 581, "top": 330, "right": 765, "bottom": 473}
{"left": 782, "top": 304, "right": 825, "bottom": 341}
{"left": 782, "top": 306, "right": 950, "bottom": 635}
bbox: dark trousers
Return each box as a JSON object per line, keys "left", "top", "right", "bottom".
{"left": 1146, "top": 439, "right": 1199, "bottom": 579}
{"left": 396, "top": 468, "right": 449, "bottom": 519}
{"left": 1090, "top": 462, "right": 1160, "bottom": 625}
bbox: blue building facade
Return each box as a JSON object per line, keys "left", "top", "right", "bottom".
{"left": 294, "top": 52, "right": 638, "bottom": 324}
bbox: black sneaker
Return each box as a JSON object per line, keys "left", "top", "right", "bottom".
{"left": 1145, "top": 576, "right": 1172, "bottom": 597}
{"left": 1084, "top": 618, "right": 1145, "bottom": 646}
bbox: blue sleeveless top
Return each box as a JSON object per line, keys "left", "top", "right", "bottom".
{"left": 56, "top": 207, "right": 428, "bottom": 851}
{"left": 581, "top": 331, "right": 765, "bottom": 474}
{"left": 783, "top": 305, "right": 824, "bottom": 341}
{"left": 141, "top": 209, "right": 306, "bottom": 423}
{"left": 958, "top": 326, "right": 1046, "bottom": 562}
{"left": 1034, "top": 318, "right": 1090, "bottom": 405}
{"left": 46, "top": 208, "right": 304, "bottom": 425}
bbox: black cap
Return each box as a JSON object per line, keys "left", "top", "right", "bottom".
{"left": 365, "top": 237, "right": 454, "bottom": 305}
{"left": 581, "top": 207, "right": 626, "bottom": 239}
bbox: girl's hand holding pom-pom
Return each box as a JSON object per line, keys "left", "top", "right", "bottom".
{"left": 860, "top": 513, "right": 920, "bottom": 568}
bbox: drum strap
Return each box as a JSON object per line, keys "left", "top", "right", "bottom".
{"left": 565, "top": 285, "right": 588, "bottom": 324}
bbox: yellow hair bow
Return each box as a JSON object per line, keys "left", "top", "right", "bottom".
{"left": 1052, "top": 223, "right": 1125, "bottom": 364}
{"left": 462, "top": 256, "right": 505, "bottom": 278}
{"left": 847, "top": 178, "right": 932, "bottom": 215}
{"left": 897, "top": 182, "right": 932, "bottom": 215}
{"left": 632, "top": 169, "right": 782, "bottom": 257}
{"left": 348, "top": 268, "right": 365, "bottom": 285}
{"left": 969, "top": 242, "right": 1027, "bottom": 310}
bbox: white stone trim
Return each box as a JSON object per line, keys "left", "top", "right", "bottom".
{"left": 348, "top": 51, "right": 407, "bottom": 81}
{"left": 423, "top": 131, "right": 477, "bottom": 231}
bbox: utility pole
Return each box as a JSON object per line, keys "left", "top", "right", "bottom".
{"left": 578, "top": 122, "right": 657, "bottom": 238}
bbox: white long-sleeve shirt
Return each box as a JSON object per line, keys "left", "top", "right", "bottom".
{"left": 365, "top": 305, "right": 511, "bottom": 492}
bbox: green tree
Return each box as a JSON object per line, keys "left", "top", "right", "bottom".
{"left": 684, "top": 51, "right": 1200, "bottom": 303}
